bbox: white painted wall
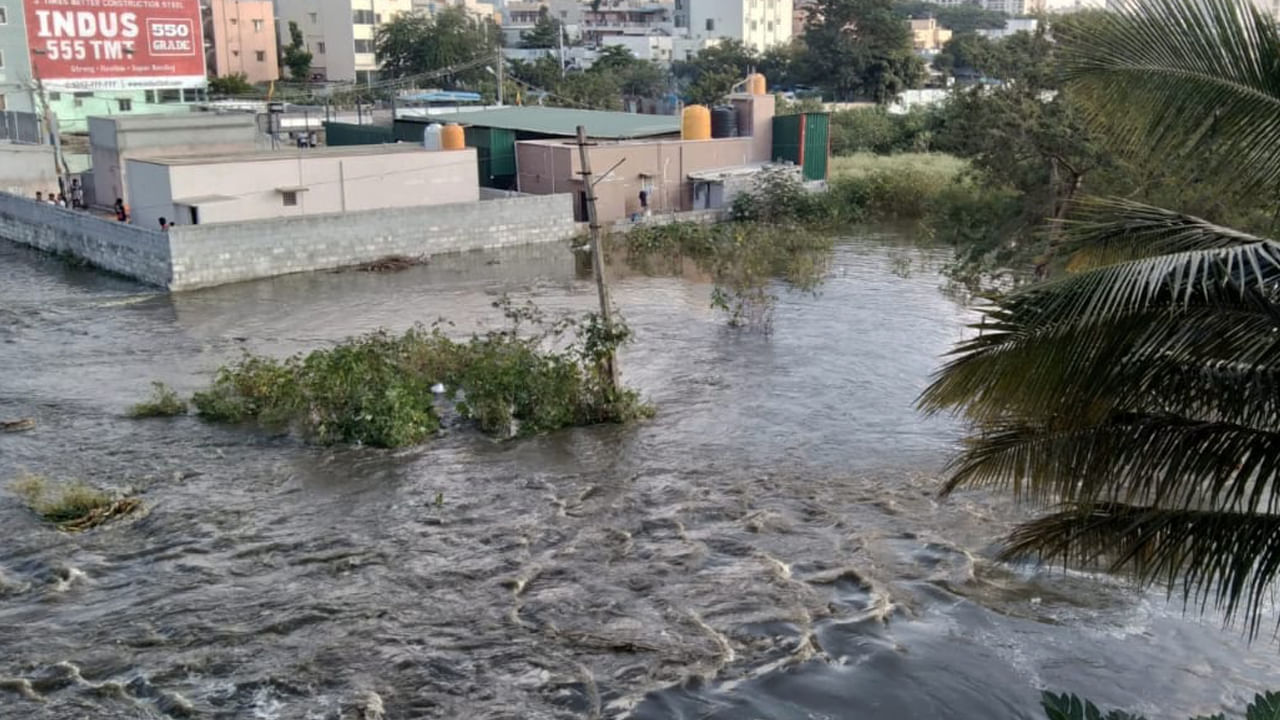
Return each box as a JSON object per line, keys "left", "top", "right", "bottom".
{"left": 126, "top": 147, "right": 480, "bottom": 229}
{"left": 686, "top": 0, "right": 791, "bottom": 52}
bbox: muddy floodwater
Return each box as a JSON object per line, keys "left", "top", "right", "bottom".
{"left": 1, "top": 235, "right": 1277, "bottom": 720}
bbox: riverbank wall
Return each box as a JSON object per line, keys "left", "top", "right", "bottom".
{"left": 0, "top": 191, "right": 579, "bottom": 291}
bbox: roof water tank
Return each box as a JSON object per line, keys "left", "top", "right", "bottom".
{"left": 422, "top": 123, "right": 443, "bottom": 151}
{"left": 681, "top": 105, "right": 711, "bottom": 140}
{"left": 711, "top": 106, "right": 739, "bottom": 138}
{"left": 747, "top": 73, "right": 767, "bottom": 96}
{"left": 441, "top": 123, "right": 465, "bottom": 150}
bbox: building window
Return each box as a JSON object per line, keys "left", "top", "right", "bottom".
{"left": 232, "top": 49, "right": 240, "bottom": 56}
{"left": 353, "top": 39, "right": 373, "bottom": 53}
{"left": 317, "top": 41, "right": 326, "bottom": 54}
{"left": 751, "top": 19, "right": 757, "bottom": 30}
{"left": 375, "top": 13, "right": 382, "bottom": 22}
{"left": 160, "top": 88, "right": 181, "bottom": 103}
{"left": 705, "top": 18, "right": 713, "bottom": 30}
{"left": 256, "top": 50, "right": 266, "bottom": 61}
{"left": 228, "top": 16, "right": 237, "bottom": 24}
{"left": 49, "top": 91, "right": 61, "bottom": 101}
{"left": 353, "top": 9, "right": 375, "bottom": 23}
{"left": 282, "top": 191, "right": 298, "bottom": 206}
{"left": 118, "top": 98, "right": 132, "bottom": 111}
{"left": 0, "top": 7, "right": 6, "bottom": 24}
{"left": 308, "top": 12, "right": 317, "bottom": 23}
{"left": 0, "top": 49, "right": 4, "bottom": 69}
{"left": 74, "top": 91, "right": 93, "bottom": 98}
{"left": 253, "top": 18, "right": 264, "bottom": 31}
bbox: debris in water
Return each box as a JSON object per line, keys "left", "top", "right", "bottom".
{"left": 341, "top": 690, "right": 385, "bottom": 720}
{"left": 1, "top": 418, "right": 35, "bottom": 432}
{"left": 11, "top": 474, "right": 142, "bottom": 532}
{"left": 354, "top": 255, "right": 427, "bottom": 273}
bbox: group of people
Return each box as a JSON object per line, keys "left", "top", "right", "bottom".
{"left": 34, "top": 179, "right": 85, "bottom": 210}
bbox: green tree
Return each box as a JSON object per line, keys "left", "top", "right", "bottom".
{"left": 797, "top": 0, "right": 923, "bottom": 102}
{"left": 375, "top": 8, "right": 497, "bottom": 82}
{"left": 281, "top": 21, "right": 313, "bottom": 81}
{"left": 931, "top": 32, "right": 995, "bottom": 78}
{"left": 921, "top": 0, "right": 1280, "bottom": 639}
{"left": 520, "top": 7, "right": 563, "bottom": 48}
{"left": 591, "top": 45, "right": 667, "bottom": 99}
{"left": 208, "top": 72, "right": 255, "bottom": 96}
{"left": 672, "top": 40, "right": 757, "bottom": 103}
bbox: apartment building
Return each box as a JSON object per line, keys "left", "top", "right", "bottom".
{"left": 206, "top": 0, "right": 280, "bottom": 83}
{"left": 909, "top": 17, "right": 952, "bottom": 51}
{"left": 681, "top": 0, "right": 793, "bottom": 52}
{"left": 581, "top": 3, "right": 674, "bottom": 45}
{"left": 412, "top": 0, "right": 501, "bottom": 23}
{"left": 0, "top": 1, "right": 36, "bottom": 112}
{"left": 275, "top": 0, "right": 414, "bottom": 82}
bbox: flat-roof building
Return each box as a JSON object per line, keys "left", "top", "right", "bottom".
{"left": 126, "top": 144, "right": 479, "bottom": 230}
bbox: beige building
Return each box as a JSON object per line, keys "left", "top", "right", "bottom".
{"left": 207, "top": 0, "right": 281, "bottom": 84}
{"left": 125, "top": 145, "right": 480, "bottom": 229}
{"left": 516, "top": 93, "right": 776, "bottom": 222}
{"left": 89, "top": 114, "right": 267, "bottom": 209}
{"left": 274, "top": 0, "right": 415, "bottom": 82}
{"left": 413, "top": 0, "right": 501, "bottom": 23}
{"left": 909, "top": 18, "right": 952, "bottom": 51}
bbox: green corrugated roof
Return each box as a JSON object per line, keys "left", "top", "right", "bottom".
{"left": 405, "top": 107, "right": 680, "bottom": 139}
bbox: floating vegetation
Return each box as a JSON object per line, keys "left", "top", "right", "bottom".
{"left": 353, "top": 255, "right": 427, "bottom": 272}
{"left": 127, "top": 381, "right": 187, "bottom": 418}
{"left": 191, "top": 299, "right": 649, "bottom": 448}
{"left": 11, "top": 474, "right": 141, "bottom": 532}
{"left": 612, "top": 221, "right": 833, "bottom": 330}
{"left": 1, "top": 418, "right": 36, "bottom": 433}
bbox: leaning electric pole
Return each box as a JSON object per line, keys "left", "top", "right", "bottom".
{"left": 575, "top": 124, "right": 619, "bottom": 392}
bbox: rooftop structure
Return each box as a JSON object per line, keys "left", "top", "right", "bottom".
{"left": 411, "top": 107, "right": 681, "bottom": 139}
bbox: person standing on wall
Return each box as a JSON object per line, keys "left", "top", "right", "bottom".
{"left": 114, "top": 198, "right": 127, "bottom": 222}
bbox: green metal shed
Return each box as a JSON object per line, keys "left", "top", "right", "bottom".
{"left": 771, "top": 112, "right": 830, "bottom": 182}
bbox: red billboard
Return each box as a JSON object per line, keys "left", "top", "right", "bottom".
{"left": 25, "top": 0, "right": 207, "bottom": 92}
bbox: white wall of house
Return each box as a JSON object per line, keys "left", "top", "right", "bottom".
{"left": 685, "top": 0, "right": 792, "bottom": 52}
{"left": 126, "top": 146, "right": 479, "bottom": 229}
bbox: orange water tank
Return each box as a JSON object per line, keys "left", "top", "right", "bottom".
{"left": 441, "top": 123, "right": 465, "bottom": 150}
{"left": 747, "top": 73, "right": 767, "bottom": 96}
{"left": 682, "top": 105, "right": 711, "bottom": 140}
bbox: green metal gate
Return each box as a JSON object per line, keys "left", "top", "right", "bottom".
{"left": 771, "top": 113, "right": 829, "bottom": 181}
{"left": 801, "top": 113, "right": 829, "bottom": 181}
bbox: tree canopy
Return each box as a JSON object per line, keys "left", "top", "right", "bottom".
{"left": 796, "top": 0, "right": 923, "bottom": 101}
{"left": 520, "top": 7, "right": 564, "bottom": 48}
{"left": 281, "top": 21, "right": 312, "bottom": 81}
{"left": 894, "top": 1, "right": 1008, "bottom": 33}
{"left": 923, "top": 0, "right": 1280, "bottom": 639}
{"left": 375, "top": 8, "right": 497, "bottom": 83}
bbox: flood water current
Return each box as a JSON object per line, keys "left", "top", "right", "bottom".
{"left": 1, "top": 234, "right": 1277, "bottom": 720}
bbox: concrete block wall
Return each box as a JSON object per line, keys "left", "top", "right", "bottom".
{"left": 166, "top": 193, "right": 579, "bottom": 290}
{"left": 0, "top": 192, "right": 172, "bottom": 286}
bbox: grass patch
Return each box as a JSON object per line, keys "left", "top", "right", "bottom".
{"left": 128, "top": 381, "right": 188, "bottom": 417}
{"left": 11, "top": 473, "right": 141, "bottom": 531}
{"left": 192, "top": 301, "right": 649, "bottom": 447}
{"left": 829, "top": 152, "right": 968, "bottom": 181}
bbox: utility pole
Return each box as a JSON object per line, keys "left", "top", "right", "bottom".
{"left": 496, "top": 45, "right": 504, "bottom": 106}
{"left": 575, "top": 125, "right": 619, "bottom": 391}
{"left": 558, "top": 25, "right": 566, "bottom": 78}
{"left": 29, "top": 52, "right": 69, "bottom": 195}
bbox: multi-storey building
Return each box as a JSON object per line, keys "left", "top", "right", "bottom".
{"left": 412, "top": 0, "right": 501, "bottom": 24}
{"left": 206, "top": 0, "right": 280, "bottom": 83}
{"left": 581, "top": 2, "right": 673, "bottom": 45}
{"left": 683, "top": 0, "right": 793, "bottom": 52}
{"left": 0, "top": 0, "right": 36, "bottom": 112}
{"left": 275, "top": 0, "right": 414, "bottom": 83}
{"left": 909, "top": 17, "right": 952, "bottom": 51}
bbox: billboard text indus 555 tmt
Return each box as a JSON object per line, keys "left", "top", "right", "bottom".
{"left": 25, "top": 0, "right": 207, "bottom": 92}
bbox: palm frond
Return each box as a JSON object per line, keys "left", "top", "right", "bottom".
{"left": 1062, "top": 198, "right": 1273, "bottom": 272}
{"left": 1056, "top": 0, "right": 1280, "bottom": 195}
{"left": 944, "top": 415, "right": 1280, "bottom": 519}
{"left": 920, "top": 303, "right": 1280, "bottom": 426}
{"left": 1002, "top": 502, "right": 1280, "bottom": 638}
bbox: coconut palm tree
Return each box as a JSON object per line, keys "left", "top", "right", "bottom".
{"left": 920, "top": 0, "right": 1280, "bottom": 639}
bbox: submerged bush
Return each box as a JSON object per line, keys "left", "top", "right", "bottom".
{"left": 615, "top": 221, "right": 833, "bottom": 329}
{"left": 11, "top": 473, "right": 141, "bottom": 531}
{"left": 128, "top": 381, "right": 188, "bottom": 418}
{"left": 192, "top": 301, "right": 648, "bottom": 447}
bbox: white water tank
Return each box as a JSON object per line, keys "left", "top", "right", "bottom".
{"left": 422, "top": 123, "right": 443, "bottom": 151}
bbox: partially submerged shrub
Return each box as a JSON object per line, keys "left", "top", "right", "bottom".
{"left": 1042, "top": 689, "right": 1280, "bottom": 720}
{"left": 614, "top": 221, "right": 833, "bottom": 330}
{"left": 11, "top": 474, "right": 140, "bottom": 531}
{"left": 128, "top": 381, "right": 188, "bottom": 417}
{"left": 192, "top": 301, "right": 648, "bottom": 447}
